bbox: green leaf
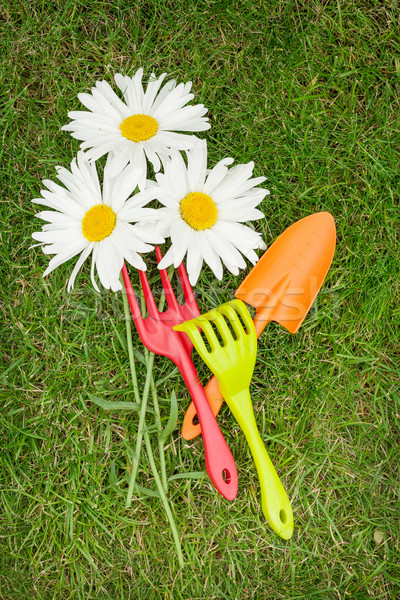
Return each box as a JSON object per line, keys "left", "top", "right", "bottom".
{"left": 88, "top": 394, "right": 144, "bottom": 412}
{"left": 123, "top": 471, "right": 160, "bottom": 498}
{"left": 155, "top": 367, "right": 179, "bottom": 387}
{"left": 134, "top": 484, "right": 160, "bottom": 499}
{"left": 159, "top": 390, "right": 178, "bottom": 443}
{"left": 109, "top": 317, "right": 146, "bottom": 365}
{"left": 109, "top": 462, "right": 118, "bottom": 488}
{"left": 168, "top": 471, "right": 206, "bottom": 482}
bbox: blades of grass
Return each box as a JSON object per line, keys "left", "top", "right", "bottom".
{"left": 109, "top": 315, "right": 146, "bottom": 365}
{"left": 168, "top": 471, "right": 206, "bottom": 482}
{"left": 159, "top": 390, "right": 178, "bottom": 444}
{"left": 0, "top": 354, "right": 26, "bottom": 381}
{"left": 143, "top": 431, "right": 184, "bottom": 567}
{"left": 155, "top": 366, "right": 180, "bottom": 387}
{"left": 88, "top": 394, "right": 143, "bottom": 412}
{"left": 122, "top": 473, "right": 160, "bottom": 498}
{"left": 109, "top": 462, "right": 118, "bottom": 490}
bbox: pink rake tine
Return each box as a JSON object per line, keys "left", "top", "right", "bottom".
{"left": 121, "top": 262, "right": 146, "bottom": 339}
{"left": 138, "top": 269, "right": 159, "bottom": 318}
{"left": 177, "top": 263, "right": 196, "bottom": 306}
{"left": 154, "top": 246, "right": 180, "bottom": 311}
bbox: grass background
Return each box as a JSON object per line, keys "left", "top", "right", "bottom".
{"left": 1, "top": 0, "right": 399, "bottom": 598}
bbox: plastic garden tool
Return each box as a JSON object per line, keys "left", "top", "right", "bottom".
{"left": 183, "top": 211, "right": 336, "bottom": 440}
{"left": 174, "top": 299, "right": 294, "bottom": 540}
{"left": 121, "top": 247, "right": 238, "bottom": 501}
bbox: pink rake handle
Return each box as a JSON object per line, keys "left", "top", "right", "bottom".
{"left": 174, "top": 350, "right": 236, "bottom": 495}
{"left": 121, "top": 256, "right": 238, "bottom": 500}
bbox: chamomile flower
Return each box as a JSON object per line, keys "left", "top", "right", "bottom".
{"left": 151, "top": 140, "right": 269, "bottom": 285}
{"left": 32, "top": 152, "right": 162, "bottom": 292}
{"left": 62, "top": 69, "right": 211, "bottom": 190}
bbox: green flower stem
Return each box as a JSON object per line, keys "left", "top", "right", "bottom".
{"left": 121, "top": 283, "right": 140, "bottom": 404}
{"left": 121, "top": 271, "right": 170, "bottom": 503}
{"left": 125, "top": 350, "right": 155, "bottom": 507}
{"left": 143, "top": 430, "right": 184, "bottom": 568}
{"left": 119, "top": 273, "right": 183, "bottom": 566}
{"left": 125, "top": 349, "right": 183, "bottom": 568}
{"left": 121, "top": 274, "right": 148, "bottom": 505}
{"left": 150, "top": 370, "right": 168, "bottom": 493}
{"left": 120, "top": 274, "right": 145, "bottom": 504}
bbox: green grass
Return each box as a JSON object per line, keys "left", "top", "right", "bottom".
{"left": 1, "top": 0, "right": 399, "bottom": 598}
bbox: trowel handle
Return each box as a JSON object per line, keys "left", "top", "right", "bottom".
{"left": 182, "top": 376, "right": 224, "bottom": 440}
{"left": 227, "top": 389, "right": 294, "bottom": 540}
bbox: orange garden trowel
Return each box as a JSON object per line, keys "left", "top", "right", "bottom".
{"left": 182, "top": 212, "right": 336, "bottom": 440}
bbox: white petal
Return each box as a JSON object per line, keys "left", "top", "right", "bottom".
{"left": 187, "top": 139, "right": 207, "bottom": 191}
{"left": 159, "top": 105, "right": 209, "bottom": 131}
{"left": 154, "top": 152, "right": 189, "bottom": 204}
{"left": 106, "top": 149, "right": 130, "bottom": 177}
{"left": 143, "top": 143, "right": 161, "bottom": 173}
{"left": 198, "top": 232, "right": 223, "bottom": 280}
{"left": 224, "top": 262, "right": 240, "bottom": 276}
{"left": 42, "top": 239, "right": 88, "bottom": 277}
{"left": 142, "top": 72, "right": 167, "bottom": 113}
{"left": 186, "top": 242, "right": 203, "bottom": 285}
{"left": 131, "top": 220, "right": 164, "bottom": 245}
{"left": 152, "top": 82, "right": 192, "bottom": 119}
{"left": 125, "top": 69, "right": 145, "bottom": 111}
{"left": 94, "top": 238, "right": 114, "bottom": 289}
{"left": 104, "top": 165, "right": 142, "bottom": 213}
{"left": 82, "top": 137, "right": 127, "bottom": 163}
{"left": 169, "top": 219, "right": 192, "bottom": 267}
{"left": 157, "top": 245, "right": 175, "bottom": 270}
{"left": 214, "top": 221, "right": 265, "bottom": 250}
{"left": 153, "top": 131, "right": 199, "bottom": 151}
{"left": 203, "top": 229, "right": 237, "bottom": 263}
{"left": 90, "top": 245, "right": 101, "bottom": 292}
{"left": 94, "top": 80, "right": 131, "bottom": 119}
{"left": 203, "top": 157, "right": 234, "bottom": 195}
{"left": 124, "top": 250, "right": 147, "bottom": 271}
{"left": 151, "top": 78, "right": 176, "bottom": 112}
{"left": 67, "top": 243, "right": 94, "bottom": 291}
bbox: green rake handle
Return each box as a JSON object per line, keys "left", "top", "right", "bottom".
{"left": 226, "top": 389, "right": 294, "bottom": 540}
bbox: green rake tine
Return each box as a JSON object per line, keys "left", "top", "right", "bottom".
{"left": 212, "top": 312, "right": 235, "bottom": 347}
{"left": 218, "top": 303, "right": 245, "bottom": 340}
{"left": 232, "top": 299, "right": 256, "bottom": 338}
{"left": 198, "top": 318, "right": 222, "bottom": 353}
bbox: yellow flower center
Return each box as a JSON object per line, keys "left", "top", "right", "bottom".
{"left": 81, "top": 204, "right": 117, "bottom": 242}
{"left": 119, "top": 114, "right": 158, "bottom": 143}
{"left": 180, "top": 192, "right": 218, "bottom": 231}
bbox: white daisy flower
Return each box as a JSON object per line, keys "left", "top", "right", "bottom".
{"left": 62, "top": 69, "right": 211, "bottom": 190}
{"left": 150, "top": 140, "right": 269, "bottom": 285}
{"left": 32, "top": 152, "right": 162, "bottom": 292}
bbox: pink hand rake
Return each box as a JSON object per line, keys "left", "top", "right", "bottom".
{"left": 121, "top": 247, "right": 238, "bottom": 500}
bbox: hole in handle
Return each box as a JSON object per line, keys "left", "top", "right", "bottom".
{"left": 279, "top": 509, "right": 288, "bottom": 524}
{"left": 222, "top": 469, "right": 231, "bottom": 485}
{"left": 192, "top": 414, "right": 199, "bottom": 426}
